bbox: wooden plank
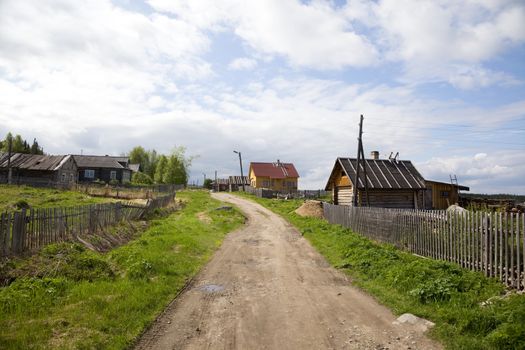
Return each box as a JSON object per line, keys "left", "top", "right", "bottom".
{"left": 510, "top": 213, "right": 515, "bottom": 286}
{"left": 516, "top": 212, "right": 521, "bottom": 290}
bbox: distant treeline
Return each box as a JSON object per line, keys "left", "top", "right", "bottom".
{"left": 0, "top": 132, "right": 44, "bottom": 155}
{"left": 461, "top": 193, "right": 525, "bottom": 202}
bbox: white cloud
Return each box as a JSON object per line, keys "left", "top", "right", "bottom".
{"left": 148, "top": 0, "right": 378, "bottom": 69}
{"left": 417, "top": 151, "right": 525, "bottom": 193}
{"left": 345, "top": 0, "right": 525, "bottom": 88}
{"left": 228, "top": 57, "right": 258, "bottom": 71}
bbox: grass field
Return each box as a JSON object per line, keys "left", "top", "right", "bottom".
{"left": 237, "top": 193, "right": 525, "bottom": 350}
{"left": 0, "top": 184, "right": 112, "bottom": 212}
{"left": 0, "top": 190, "right": 244, "bottom": 349}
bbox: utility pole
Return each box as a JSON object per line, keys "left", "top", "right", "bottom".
{"left": 233, "top": 150, "right": 245, "bottom": 191}
{"left": 202, "top": 173, "right": 206, "bottom": 188}
{"left": 353, "top": 115, "right": 369, "bottom": 206}
{"left": 7, "top": 136, "right": 12, "bottom": 185}
{"left": 214, "top": 170, "right": 218, "bottom": 192}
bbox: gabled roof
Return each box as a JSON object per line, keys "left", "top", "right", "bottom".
{"left": 0, "top": 152, "right": 73, "bottom": 171}
{"left": 229, "top": 175, "right": 250, "bottom": 185}
{"left": 326, "top": 157, "right": 426, "bottom": 190}
{"left": 250, "top": 162, "right": 299, "bottom": 179}
{"left": 73, "top": 155, "right": 128, "bottom": 169}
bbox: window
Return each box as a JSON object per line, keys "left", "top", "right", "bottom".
{"left": 122, "top": 171, "right": 130, "bottom": 182}
{"left": 441, "top": 191, "right": 449, "bottom": 198}
{"left": 61, "top": 173, "right": 66, "bottom": 182}
{"left": 84, "top": 169, "right": 95, "bottom": 178}
{"left": 110, "top": 171, "right": 117, "bottom": 180}
{"left": 70, "top": 174, "right": 74, "bottom": 182}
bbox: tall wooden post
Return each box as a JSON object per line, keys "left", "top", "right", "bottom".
{"left": 353, "top": 115, "right": 363, "bottom": 206}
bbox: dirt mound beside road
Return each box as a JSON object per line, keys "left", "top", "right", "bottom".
{"left": 295, "top": 200, "right": 324, "bottom": 218}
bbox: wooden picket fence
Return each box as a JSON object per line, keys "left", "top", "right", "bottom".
{"left": 323, "top": 203, "right": 525, "bottom": 290}
{"left": 0, "top": 193, "right": 175, "bottom": 256}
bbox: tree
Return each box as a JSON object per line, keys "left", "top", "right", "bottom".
{"left": 128, "top": 146, "right": 148, "bottom": 172}
{"left": 154, "top": 155, "right": 167, "bottom": 183}
{"left": 203, "top": 178, "right": 213, "bottom": 189}
{"left": 131, "top": 171, "right": 153, "bottom": 185}
{"left": 162, "top": 147, "right": 192, "bottom": 185}
{"left": 1, "top": 133, "right": 44, "bottom": 154}
{"left": 30, "top": 138, "right": 44, "bottom": 155}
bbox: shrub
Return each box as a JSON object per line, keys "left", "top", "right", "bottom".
{"left": 132, "top": 172, "right": 153, "bottom": 185}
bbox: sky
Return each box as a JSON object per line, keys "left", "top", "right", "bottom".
{"left": 0, "top": 0, "right": 524, "bottom": 194}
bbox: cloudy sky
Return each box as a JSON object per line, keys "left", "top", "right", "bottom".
{"left": 1, "top": 0, "right": 524, "bottom": 193}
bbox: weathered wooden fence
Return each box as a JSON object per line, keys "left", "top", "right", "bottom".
{"left": 0, "top": 193, "right": 175, "bottom": 256}
{"left": 323, "top": 203, "right": 525, "bottom": 290}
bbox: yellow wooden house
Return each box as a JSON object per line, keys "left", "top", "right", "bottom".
{"left": 248, "top": 161, "right": 299, "bottom": 191}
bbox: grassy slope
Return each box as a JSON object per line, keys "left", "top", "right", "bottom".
{"left": 236, "top": 193, "right": 525, "bottom": 350}
{"left": 0, "top": 190, "right": 244, "bottom": 349}
{"left": 0, "top": 185, "right": 111, "bottom": 212}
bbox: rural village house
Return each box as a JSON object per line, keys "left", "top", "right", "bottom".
{"left": 325, "top": 152, "right": 427, "bottom": 208}
{"left": 0, "top": 152, "right": 77, "bottom": 186}
{"left": 73, "top": 155, "right": 138, "bottom": 184}
{"left": 249, "top": 161, "right": 299, "bottom": 191}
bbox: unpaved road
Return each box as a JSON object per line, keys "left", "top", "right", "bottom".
{"left": 135, "top": 193, "right": 441, "bottom": 350}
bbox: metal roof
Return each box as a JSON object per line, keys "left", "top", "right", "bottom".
{"left": 73, "top": 155, "right": 128, "bottom": 169}
{"left": 327, "top": 157, "right": 426, "bottom": 190}
{"left": 0, "top": 153, "right": 73, "bottom": 171}
{"left": 128, "top": 163, "right": 140, "bottom": 172}
{"left": 250, "top": 162, "right": 299, "bottom": 179}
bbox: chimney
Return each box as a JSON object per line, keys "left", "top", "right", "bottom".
{"left": 370, "top": 151, "right": 379, "bottom": 160}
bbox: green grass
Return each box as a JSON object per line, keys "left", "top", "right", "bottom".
{"left": 0, "top": 190, "right": 244, "bottom": 349}
{"left": 236, "top": 192, "right": 525, "bottom": 350}
{"left": 0, "top": 185, "right": 112, "bottom": 212}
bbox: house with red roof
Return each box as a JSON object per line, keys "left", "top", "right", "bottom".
{"left": 248, "top": 160, "right": 299, "bottom": 191}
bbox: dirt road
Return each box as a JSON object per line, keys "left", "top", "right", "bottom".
{"left": 135, "top": 193, "right": 441, "bottom": 350}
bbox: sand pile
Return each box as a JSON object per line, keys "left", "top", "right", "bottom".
{"left": 295, "top": 200, "right": 324, "bottom": 218}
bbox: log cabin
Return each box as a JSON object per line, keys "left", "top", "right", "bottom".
{"left": 325, "top": 152, "right": 427, "bottom": 208}
{"left": 0, "top": 152, "right": 77, "bottom": 186}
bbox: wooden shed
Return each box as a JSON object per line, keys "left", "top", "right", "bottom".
{"left": 425, "top": 180, "right": 470, "bottom": 209}
{"left": 228, "top": 176, "right": 249, "bottom": 191}
{"left": 325, "top": 156, "right": 427, "bottom": 208}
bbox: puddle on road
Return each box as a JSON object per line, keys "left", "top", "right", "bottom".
{"left": 198, "top": 284, "right": 225, "bottom": 293}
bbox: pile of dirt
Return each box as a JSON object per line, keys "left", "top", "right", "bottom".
{"left": 295, "top": 200, "right": 324, "bottom": 219}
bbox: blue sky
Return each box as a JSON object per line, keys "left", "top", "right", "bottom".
{"left": 0, "top": 0, "right": 524, "bottom": 193}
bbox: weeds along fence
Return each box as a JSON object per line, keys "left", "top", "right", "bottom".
{"left": 323, "top": 203, "right": 525, "bottom": 290}
{"left": 0, "top": 193, "right": 176, "bottom": 257}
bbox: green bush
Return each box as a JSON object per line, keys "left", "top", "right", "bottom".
{"left": 131, "top": 172, "right": 153, "bottom": 185}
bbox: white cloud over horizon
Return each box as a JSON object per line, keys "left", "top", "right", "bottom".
{"left": 0, "top": 0, "right": 524, "bottom": 194}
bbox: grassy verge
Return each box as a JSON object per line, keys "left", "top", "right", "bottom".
{"left": 236, "top": 192, "right": 525, "bottom": 350}
{"left": 0, "top": 190, "right": 244, "bottom": 349}
{"left": 0, "top": 184, "right": 112, "bottom": 211}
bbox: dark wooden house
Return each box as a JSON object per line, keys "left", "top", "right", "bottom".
{"left": 425, "top": 180, "right": 469, "bottom": 209}
{"left": 0, "top": 153, "right": 77, "bottom": 186}
{"left": 325, "top": 153, "right": 426, "bottom": 208}
{"left": 73, "top": 155, "right": 134, "bottom": 184}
